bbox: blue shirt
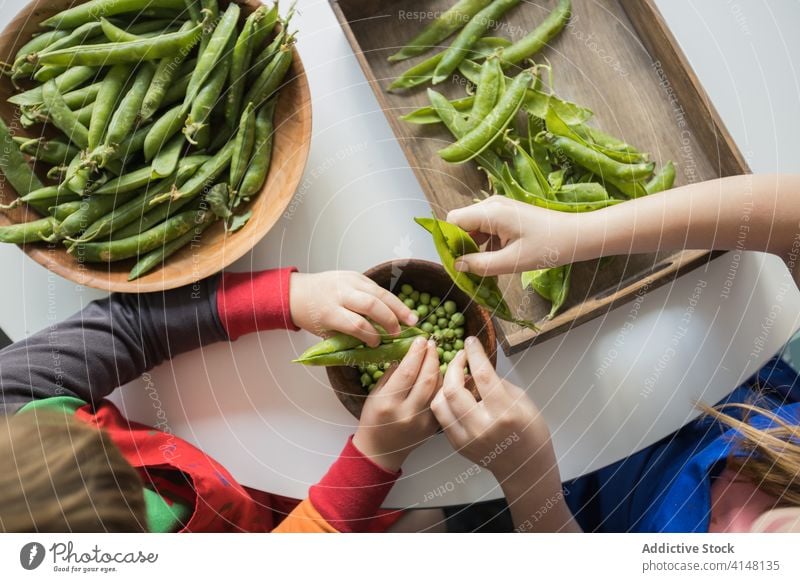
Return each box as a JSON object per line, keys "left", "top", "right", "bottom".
{"left": 564, "top": 358, "right": 800, "bottom": 532}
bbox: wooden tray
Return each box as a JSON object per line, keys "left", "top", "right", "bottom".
{"left": 330, "top": 0, "right": 749, "bottom": 355}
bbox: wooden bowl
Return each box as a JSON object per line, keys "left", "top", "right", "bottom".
{"left": 327, "top": 259, "right": 498, "bottom": 419}
{"left": 0, "top": 0, "right": 312, "bottom": 293}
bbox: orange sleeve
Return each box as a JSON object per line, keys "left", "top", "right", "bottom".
{"left": 273, "top": 499, "right": 339, "bottom": 533}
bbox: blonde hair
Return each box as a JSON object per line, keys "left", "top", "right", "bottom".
{"left": 0, "top": 412, "right": 147, "bottom": 532}
{"left": 703, "top": 402, "right": 800, "bottom": 506}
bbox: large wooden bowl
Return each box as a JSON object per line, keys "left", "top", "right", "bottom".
{"left": 0, "top": 0, "right": 312, "bottom": 293}
{"left": 327, "top": 260, "right": 498, "bottom": 419}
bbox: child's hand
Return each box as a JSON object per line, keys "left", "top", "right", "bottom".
{"left": 446, "top": 196, "right": 585, "bottom": 277}
{"left": 352, "top": 337, "right": 440, "bottom": 472}
{"left": 290, "top": 271, "right": 419, "bottom": 347}
{"left": 430, "top": 337, "right": 553, "bottom": 482}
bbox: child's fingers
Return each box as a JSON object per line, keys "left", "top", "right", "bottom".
{"left": 407, "top": 341, "right": 441, "bottom": 409}
{"left": 431, "top": 388, "right": 469, "bottom": 445}
{"left": 440, "top": 351, "right": 480, "bottom": 421}
{"left": 366, "top": 283, "right": 419, "bottom": 327}
{"left": 373, "top": 336, "right": 428, "bottom": 400}
{"left": 345, "top": 290, "right": 403, "bottom": 337}
{"left": 464, "top": 337, "right": 503, "bottom": 403}
{"left": 327, "top": 309, "right": 383, "bottom": 347}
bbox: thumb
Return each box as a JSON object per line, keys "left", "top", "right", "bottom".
{"left": 454, "top": 245, "right": 519, "bottom": 277}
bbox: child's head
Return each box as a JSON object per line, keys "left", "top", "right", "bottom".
{"left": 0, "top": 413, "right": 147, "bottom": 532}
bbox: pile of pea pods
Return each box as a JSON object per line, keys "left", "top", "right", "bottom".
{"left": 294, "top": 283, "right": 470, "bottom": 391}
{"left": 388, "top": 0, "right": 675, "bottom": 320}
{"left": 0, "top": 0, "right": 296, "bottom": 281}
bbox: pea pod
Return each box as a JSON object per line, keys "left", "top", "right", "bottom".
{"left": 432, "top": 0, "right": 521, "bottom": 85}
{"left": 184, "top": 41, "right": 233, "bottom": 147}
{"left": 536, "top": 132, "right": 651, "bottom": 197}
{"left": 224, "top": 6, "right": 266, "bottom": 132}
{"left": 69, "top": 209, "right": 204, "bottom": 263}
{"left": 521, "top": 264, "right": 573, "bottom": 319}
{"left": 144, "top": 104, "right": 188, "bottom": 162}
{"left": 230, "top": 103, "right": 256, "bottom": 192}
{"left": 152, "top": 134, "right": 186, "bottom": 178}
{"left": 42, "top": 79, "right": 90, "bottom": 149}
{"left": 293, "top": 337, "right": 421, "bottom": 367}
{"left": 555, "top": 182, "right": 609, "bottom": 204}
{"left": 496, "top": 0, "right": 571, "bottom": 67}
{"left": 88, "top": 63, "right": 132, "bottom": 150}
{"left": 243, "top": 40, "right": 294, "bottom": 110}
{"left": 438, "top": 70, "right": 533, "bottom": 164}
{"left": 155, "top": 140, "right": 236, "bottom": 205}
{"left": 389, "top": 0, "right": 493, "bottom": 62}
{"left": 500, "top": 164, "right": 621, "bottom": 212}
{"left": 9, "top": 66, "right": 99, "bottom": 106}
{"left": 296, "top": 326, "right": 428, "bottom": 362}
{"left": 415, "top": 216, "right": 536, "bottom": 329}
{"left": 63, "top": 81, "right": 103, "bottom": 109}
{"left": 38, "top": 21, "right": 103, "bottom": 55}
{"left": 388, "top": 36, "right": 511, "bottom": 91}
{"left": 14, "top": 137, "right": 79, "bottom": 166}
{"left": 12, "top": 30, "right": 69, "bottom": 74}
{"left": 400, "top": 96, "right": 474, "bottom": 125}
{"left": 466, "top": 56, "right": 503, "bottom": 131}
{"left": 140, "top": 27, "right": 192, "bottom": 121}
{"left": 646, "top": 161, "right": 676, "bottom": 194}
{"left": 93, "top": 165, "right": 159, "bottom": 196}
{"left": 38, "top": 20, "right": 203, "bottom": 66}
{"left": 128, "top": 206, "right": 215, "bottom": 280}
{"left": 0, "top": 217, "right": 56, "bottom": 244}
{"left": 51, "top": 200, "right": 84, "bottom": 221}
{"left": 0, "top": 118, "right": 45, "bottom": 198}
{"left": 104, "top": 63, "right": 157, "bottom": 148}
{"left": 42, "top": 0, "right": 186, "bottom": 28}
{"left": 237, "top": 100, "right": 277, "bottom": 202}
{"left": 53, "top": 190, "right": 140, "bottom": 239}
{"left": 184, "top": 2, "right": 239, "bottom": 108}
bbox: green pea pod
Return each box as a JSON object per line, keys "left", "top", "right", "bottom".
{"left": 237, "top": 99, "right": 277, "bottom": 202}
{"left": 53, "top": 191, "right": 140, "bottom": 239}
{"left": 38, "top": 21, "right": 103, "bottom": 54}
{"left": 99, "top": 17, "right": 147, "bottom": 42}
{"left": 293, "top": 337, "right": 420, "bottom": 367}
{"left": 555, "top": 182, "right": 609, "bottom": 203}
{"left": 69, "top": 208, "right": 201, "bottom": 263}
{"left": 497, "top": 0, "right": 571, "bottom": 67}
{"left": 466, "top": 57, "right": 503, "bottom": 131}
{"left": 14, "top": 137, "right": 79, "bottom": 167}
{"left": 152, "top": 134, "right": 186, "bottom": 178}
{"left": 4, "top": 186, "right": 61, "bottom": 210}
{"left": 154, "top": 140, "right": 236, "bottom": 205}
{"left": 93, "top": 166, "right": 159, "bottom": 196}
{"left": 88, "top": 63, "right": 132, "bottom": 151}
{"left": 144, "top": 105, "right": 188, "bottom": 162}
{"left": 438, "top": 70, "right": 533, "bottom": 164}
{"left": 388, "top": 0, "right": 493, "bottom": 62}
{"left": 224, "top": 7, "right": 266, "bottom": 132}
{"left": 388, "top": 36, "right": 511, "bottom": 91}
{"left": 296, "top": 326, "right": 429, "bottom": 362}
{"left": 63, "top": 81, "right": 103, "bottom": 109}
{"left": 536, "top": 132, "right": 651, "bottom": 197}
{"left": 140, "top": 50, "right": 190, "bottom": 122}
{"left": 572, "top": 124, "right": 641, "bottom": 155}
{"left": 243, "top": 40, "right": 294, "bottom": 110}
{"left": 510, "top": 137, "right": 552, "bottom": 199}
{"left": 104, "top": 63, "right": 157, "bottom": 148}
{"left": 415, "top": 216, "right": 536, "bottom": 329}
{"left": 230, "top": 103, "right": 256, "bottom": 192}
{"left": 521, "top": 264, "right": 573, "bottom": 319}
{"left": 0, "top": 217, "right": 56, "bottom": 244}
{"left": 185, "top": 42, "right": 233, "bottom": 147}
{"left": 12, "top": 30, "right": 68, "bottom": 69}
{"left": 432, "top": 0, "right": 521, "bottom": 85}
{"left": 42, "top": 79, "right": 90, "bottom": 149}
{"left": 646, "top": 161, "right": 676, "bottom": 194}
{"left": 51, "top": 200, "right": 84, "bottom": 221}
{"left": 400, "top": 96, "right": 475, "bottom": 125}
{"left": 9, "top": 66, "right": 98, "bottom": 106}
{"left": 42, "top": 0, "right": 187, "bottom": 29}
{"left": 128, "top": 207, "right": 215, "bottom": 281}
{"left": 184, "top": 3, "right": 239, "bottom": 108}
{"left": 500, "top": 164, "right": 621, "bottom": 212}
{"left": 0, "top": 118, "right": 45, "bottom": 198}
{"left": 39, "top": 20, "right": 203, "bottom": 66}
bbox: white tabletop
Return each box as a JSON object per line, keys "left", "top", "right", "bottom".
{"left": 2, "top": 0, "right": 800, "bottom": 508}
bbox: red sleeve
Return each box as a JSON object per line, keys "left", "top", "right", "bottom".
{"left": 308, "top": 436, "right": 401, "bottom": 533}
{"left": 216, "top": 268, "right": 300, "bottom": 340}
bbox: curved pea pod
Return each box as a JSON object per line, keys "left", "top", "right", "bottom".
{"left": 296, "top": 326, "right": 428, "bottom": 363}
{"left": 153, "top": 140, "right": 236, "bottom": 205}
{"left": 104, "top": 63, "right": 157, "bottom": 148}
{"left": 42, "top": 79, "right": 90, "bottom": 149}
{"left": 63, "top": 81, "right": 103, "bottom": 109}
{"left": 152, "top": 134, "right": 186, "bottom": 178}
{"left": 128, "top": 206, "right": 216, "bottom": 281}
{"left": 237, "top": 99, "right": 277, "bottom": 202}
{"left": 496, "top": 0, "right": 571, "bottom": 67}
{"left": 42, "top": 0, "right": 187, "bottom": 28}
{"left": 415, "top": 216, "right": 537, "bottom": 330}
{"left": 0, "top": 118, "right": 45, "bottom": 198}
{"left": 140, "top": 50, "right": 189, "bottom": 122}
{"left": 293, "top": 337, "right": 420, "bottom": 367}
{"left": 1, "top": 186, "right": 61, "bottom": 211}
{"left": 38, "top": 19, "right": 204, "bottom": 66}
{"left": 184, "top": 3, "right": 240, "bottom": 107}
{"left": 572, "top": 124, "right": 641, "bottom": 155}
{"left": 0, "top": 217, "right": 57, "bottom": 244}
{"left": 53, "top": 190, "right": 140, "bottom": 239}
{"left": 466, "top": 57, "right": 503, "bottom": 131}
{"left": 224, "top": 7, "right": 265, "bottom": 132}
{"left": 9, "top": 66, "right": 99, "bottom": 107}
{"left": 14, "top": 137, "right": 79, "bottom": 167}
{"left": 521, "top": 264, "right": 573, "bottom": 319}
{"left": 93, "top": 165, "right": 158, "bottom": 196}
{"left": 500, "top": 164, "right": 621, "bottom": 213}
{"left": 646, "top": 161, "right": 676, "bottom": 195}
{"left": 438, "top": 70, "right": 533, "bottom": 164}
{"left": 50, "top": 200, "right": 84, "bottom": 222}
{"left": 144, "top": 104, "right": 188, "bottom": 162}
{"left": 68, "top": 209, "right": 201, "bottom": 263}
{"left": 12, "top": 29, "right": 68, "bottom": 72}
{"left": 243, "top": 40, "right": 294, "bottom": 110}
{"left": 230, "top": 103, "right": 256, "bottom": 192}
{"left": 510, "top": 139, "right": 552, "bottom": 199}
{"left": 537, "top": 133, "right": 651, "bottom": 198}
{"left": 184, "top": 45, "right": 232, "bottom": 147}
{"left": 388, "top": 36, "right": 511, "bottom": 92}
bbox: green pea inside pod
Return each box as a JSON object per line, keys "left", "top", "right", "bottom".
{"left": 521, "top": 264, "right": 573, "bottom": 320}
{"left": 415, "top": 216, "right": 538, "bottom": 330}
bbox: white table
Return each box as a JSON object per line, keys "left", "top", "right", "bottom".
{"left": 1, "top": 0, "right": 799, "bottom": 508}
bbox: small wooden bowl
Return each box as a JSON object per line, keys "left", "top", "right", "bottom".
{"left": 327, "top": 259, "right": 498, "bottom": 419}
{"left": 0, "top": 0, "right": 312, "bottom": 293}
